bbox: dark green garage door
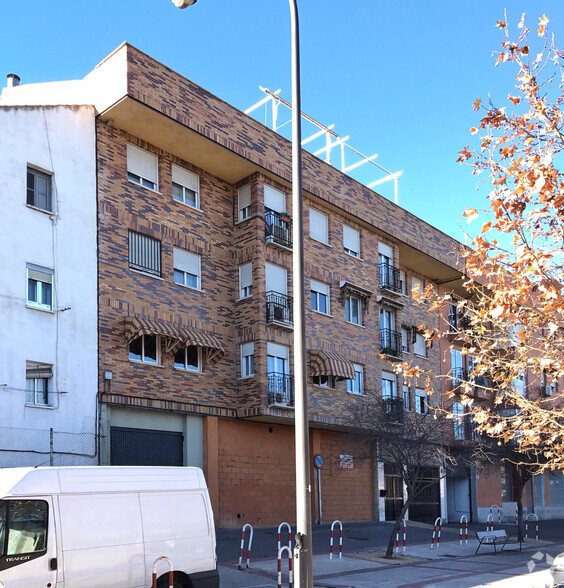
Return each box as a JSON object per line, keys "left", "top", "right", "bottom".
{"left": 110, "top": 426, "right": 184, "bottom": 466}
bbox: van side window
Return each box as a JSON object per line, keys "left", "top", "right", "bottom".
{"left": 0, "top": 500, "right": 48, "bottom": 561}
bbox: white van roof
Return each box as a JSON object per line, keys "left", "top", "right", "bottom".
{"left": 0, "top": 466, "right": 208, "bottom": 497}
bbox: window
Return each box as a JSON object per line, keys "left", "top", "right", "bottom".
{"left": 310, "top": 279, "right": 330, "bottom": 314}
{"left": 264, "top": 185, "right": 286, "bottom": 213}
{"left": 382, "top": 371, "right": 396, "bottom": 399}
{"left": 313, "top": 375, "right": 334, "bottom": 388}
{"left": 172, "top": 164, "right": 199, "bottom": 208}
{"left": 27, "top": 167, "right": 52, "bottom": 212}
{"left": 378, "top": 242, "right": 393, "bottom": 270}
{"left": 127, "top": 144, "right": 158, "bottom": 190}
{"left": 241, "top": 342, "right": 255, "bottom": 378}
{"left": 401, "top": 327, "right": 409, "bottom": 353}
{"left": 411, "top": 276, "right": 424, "bottom": 295}
{"left": 512, "top": 372, "right": 526, "bottom": 397}
{"left": 129, "top": 334, "right": 159, "bottom": 364}
{"left": 343, "top": 225, "right": 360, "bottom": 258}
{"left": 415, "top": 388, "right": 428, "bottom": 413}
{"left": 549, "top": 471, "right": 564, "bottom": 506}
{"left": 399, "top": 270, "right": 407, "bottom": 295}
{"left": 239, "top": 263, "right": 253, "bottom": 299}
{"left": 413, "top": 331, "right": 427, "bottom": 357}
{"left": 0, "top": 500, "right": 48, "bottom": 558}
{"left": 173, "top": 248, "right": 201, "bottom": 289}
{"left": 25, "top": 362, "right": 52, "bottom": 406}
{"left": 238, "top": 184, "right": 251, "bottom": 220}
{"left": 309, "top": 208, "right": 328, "bottom": 244}
{"left": 345, "top": 295, "right": 361, "bottom": 325}
{"left": 128, "top": 231, "right": 161, "bottom": 277}
{"left": 403, "top": 384, "right": 410, "bottom": 410}
{"left": 174, "top": 345, "right": 200, "bottom": 372}
{"left": 347, "top": 364, "right": 364, "bottom": 395}
{"left": 453, "top": 401, "right": 465, "bottom": 440}
{"left": 267, "top": 343, "right": 291, "bottom": 404}
{"left": 26, "top": 264, "right": 53, "bottom": 311}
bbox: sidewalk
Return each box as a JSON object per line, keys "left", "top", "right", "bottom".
{"left": 217, "top": 521, "right": 564, "bottom": 587}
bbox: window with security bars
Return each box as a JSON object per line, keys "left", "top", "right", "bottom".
{"left": 128, "top": 231, "right": 161, "bottom": 277}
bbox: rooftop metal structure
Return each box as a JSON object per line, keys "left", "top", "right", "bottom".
{"left": 245, "top": 87, "right": 403, "bottom": 204}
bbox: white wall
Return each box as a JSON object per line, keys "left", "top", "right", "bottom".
{"left": 0, "top": 105, "right": 98, "bottom": 466}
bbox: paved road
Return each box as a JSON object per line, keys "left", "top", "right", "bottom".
{"left": 216, "top": 520, "right": 564, "bottom": 587}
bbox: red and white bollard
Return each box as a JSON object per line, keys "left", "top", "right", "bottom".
{"left": 152, "top": 556, "right": 174, "bottom": 588}
{"left": 459, "top": 515, "right": 468, "bottom": 546}
{"left": 525, "top": 513, "right": 539, "bottom": 541}
{"left": 277, "top": 522, "right": 292, "bottom": 554}
{"left": 330, "top": 520, "right": 343, "bottom": 560}
{"left": 489, "top": 504, "right": 502, "bottom": 525}
{"left": 430, "top": 517, "right": 442, "bottom": 549}
{"left": 238, "top": 523, "right": 254, "bottom": 569}
{"left": 395, "top": 519, "right": 407, "bottom": 553}
{"left": 486, "top": 513, "right": 494, "bottom": 532}
{"left": 277, "top": 545, "right": 293, "bottom": 588}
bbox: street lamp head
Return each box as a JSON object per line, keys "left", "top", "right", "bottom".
{"left": 172, "top": 0, "right": 197, "bottom": 8}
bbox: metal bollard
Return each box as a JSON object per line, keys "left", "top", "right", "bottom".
{"left": 238, "top": 523, "right": 254, "bottom": 569}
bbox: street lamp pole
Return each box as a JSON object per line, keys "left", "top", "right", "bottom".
{"left": 172, "top": 0, "right": 313, "bottom": 585}
{"left": 287, "top": 2, "right": 313, "bottom": 587}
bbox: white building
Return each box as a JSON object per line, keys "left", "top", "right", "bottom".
{"left": 0, "top": 80, "right": 98, "bottom": 466}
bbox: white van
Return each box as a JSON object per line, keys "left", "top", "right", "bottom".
{"left": 0, "top": 466, "right": 219, "bottom": 588}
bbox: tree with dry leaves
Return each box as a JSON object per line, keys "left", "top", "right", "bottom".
{"left": 411, "top": 12, "right": 564, "bottom": 474}
{"left": 345, "top": 390, "right": 450, "bottom": 559}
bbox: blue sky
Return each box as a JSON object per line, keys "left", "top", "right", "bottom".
{"left": 2, "top": 0, "right": 563, "bottom": 242}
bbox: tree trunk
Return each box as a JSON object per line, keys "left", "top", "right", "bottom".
{"left": 516, "top": 475, "right": 524, "bottom": 542}
{"left": 385, "top": 501, "right": 410, "bottom": 558}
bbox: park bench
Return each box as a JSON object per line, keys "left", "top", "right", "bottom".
{"left": 475, "top": 529, "right": 522, "bottom": 555}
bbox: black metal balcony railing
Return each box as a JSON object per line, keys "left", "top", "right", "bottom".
{"left": 454, "top": 416, "right": 482, "bottom": 442}
{"left": 379, "top": 263, "right": 401, "bottom": 293}
{"left": 380, "top": 328, "right": 402, "bottom": 357}
{"left": 383, "top": 397, "right": 404, "bottom": 423}
{"left": 449, "top": 312, "right": 472, "bottom": 333}
{"left": 451, "top": 367, "right": 468, "bottom": 387}
{"left": 266, "top": 291, "right": 293, "bottom": 325}
{"left": 265, "top": 209, "right": 292, "bottom": 249}
{"left": 268, "top": 372, "right": 294, "bottom": 406}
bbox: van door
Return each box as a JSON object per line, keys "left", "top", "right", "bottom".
{"left": 0, "top": 497, "right": 58, "bottom": 587}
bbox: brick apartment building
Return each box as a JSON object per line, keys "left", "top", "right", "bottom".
{"left": 7, "top": 42, "right": 563, "bottom": 527}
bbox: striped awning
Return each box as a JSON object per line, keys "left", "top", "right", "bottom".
{"left": 124, "top": 316, "right": 184, "bottom": 354}
{"left": 180, "top": 327, "right": 225, "bottom": 365}
{"left": 308, "top": 350, "right": 355, "bottom": 381}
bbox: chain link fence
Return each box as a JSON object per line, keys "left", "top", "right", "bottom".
{"left": 0, "top": 425, "right": 104, "bottom": 468}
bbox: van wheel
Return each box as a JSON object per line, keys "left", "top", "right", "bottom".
{"left": 156, "top": 574, "right": 191, "bottom": 588}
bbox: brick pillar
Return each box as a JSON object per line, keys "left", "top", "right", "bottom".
{"left": 204, "top": 416, "right": 220, "bottom": 525}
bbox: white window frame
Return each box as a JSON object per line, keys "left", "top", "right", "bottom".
{"left": 172, "top": 164, "right": 199, "bottom": 209}
{"left": 415, "top": 388, "right": 428, "bottom": 414}
{"left": 411, "top": 276, "right": 424, "bottom": 296}
{"left": 174, "top": 345, "right": 201, "bottom": 372}
{"left": 382, "top": 371, "right": 397, "bottom": 399}
{"left": 26, "top": 264, "right": 54, "bottom": 311}
{"left": 127, "top": 144, "right": 158, "bottom": 191}
{"left": 313, "top": 375, "right": 335, "bottom": 388}
{"left": 25, "top": 362, "right": 52, "bottom": 406}
{"left": 241, "top": 342, "right": 255, "bottom": 378}
{"left": 238, "top": 184, "right": 252, "bottom": 221}
{"left": 347, "top": 364, "right": 364, "bottom": 395}
{"left": 309, "top": 208, "right": 329, "bottom": 244}
{"left": 343, "top": 225, "right": 360, "bottom": 258}
{"left": 310, "top": 279, "right": 330, "bottom": 315}
{"left": 264, "top": 185, "right": 286, "bottom": 213}
{"left": 413, "top": 332, "right": 427, "bottom": 358}
{"left": 345, "top": 295, "right": 361, "bottom": 325}
{"left": 403, "top": 384, "right": 410, "bottom": 411}
{"left": 239, "top": 262, "right": 253, "bottom": 299}
{"left": 401, "top": 327, "right": 409, "bottom": 353}
{"left": 129, "top": 334, "right": 160, "bottom": 365}
{"left": 453, "top": 401, "right": 465, "bottom": 440}
{"left": 27, "top": 167, "right": 52, "bottom": 212}
{"left": 173, "top": 248, "right": 201, "bottom": 290}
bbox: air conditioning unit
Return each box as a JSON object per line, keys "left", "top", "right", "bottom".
{"left": 541, "top": 385, "right": 552, "bottom": 397}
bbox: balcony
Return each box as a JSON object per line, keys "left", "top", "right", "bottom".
{"left": 266, "top": 291, "right": 293, "bottom": 329}
{"left": 453, "top": 416, "right": 482, "bottom": 443}
{"left": 451, "top": 366, "right": 468, "bottom": 388}
{"left": 265, "top": 209, "right": 292, "bottom": 251}
{"left": 383, "top": 397, "right": 404, "bottom": 423}
{"left": 379, "top": 263, "right": 401, "bottom": 294}
{"left": 448, "top": 312, "right": 472, "bottom": 334}
{"left": 380, "top": 328, "right": 402, "bottom": 360}
{"left": 268, "top": 372, "right": 294, "bottom": 406}
{"left": 451, "top": 369, "right": 491, "bottom": 399}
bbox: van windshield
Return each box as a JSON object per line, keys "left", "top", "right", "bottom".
{"left": 0, "top": 500, "right": 48, "bottom": 558}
